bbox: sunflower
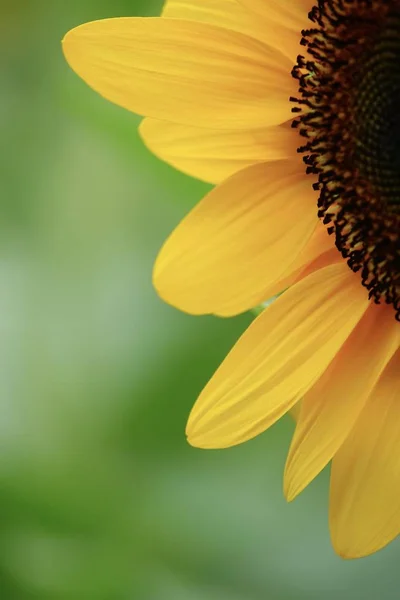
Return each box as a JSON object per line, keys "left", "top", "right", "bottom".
{"left": 63, "top": 0, "right": 400, "bottom": 559}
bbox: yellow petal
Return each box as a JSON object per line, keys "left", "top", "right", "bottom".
{"left": 153, "top": 160, "right": 317, "bottom": 316}
{"left": 238, "top": 0, "right": 313, "bottom": 62}
{"left": 254, "top": 222, "right": 338, "bottom": 303}
{"left": 284, "top": 303, "right": 400, "bottom": 502}
{"left": 186, "top": 263, "right": 369, "bottom": 449}
{"left": 292, "top": 222, "right": 336, "bottom": 272}
{"left": 239, "top": 0, "right": 313, "bottom": 27}
{"left": 216, "top": 230, "right": 340, "bottom": 318}
{"left": 290, "top": 402, "right": 302, "bottom": 421}
{"left": 63, "top": 18, "right": 295, "bottom": 130}
{"left": 162, "top": 0, "right": 270, "bottom": 46}
{"left": 330, "top": 346, "right": 400, "bottom": 559}
{"left": 139, "top": 119, "right": 296, "bottom": 184}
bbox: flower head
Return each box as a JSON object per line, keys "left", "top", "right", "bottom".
{"left": 63, "top": 0, "right": 400, "bottom": 558}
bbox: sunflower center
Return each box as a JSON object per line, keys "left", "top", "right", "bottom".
{"left": 291, "top": 0, "right": 400, "bottom": 320}
{"left": 354, "top": 13, "right": 400, "bottom": 207}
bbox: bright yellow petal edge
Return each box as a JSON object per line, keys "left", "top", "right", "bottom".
{"left": 62, "top": 0, "right": 400, "bottom": 559}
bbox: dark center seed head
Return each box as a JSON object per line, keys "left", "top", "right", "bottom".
{"left": 291, "top": 0, "right": 400, "bottom": 320}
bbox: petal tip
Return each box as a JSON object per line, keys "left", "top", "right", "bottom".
{"left": 331, "top": 541, "right": 362, "bottom": 560}
{"left": 330, "top": 534, "right": 389, "bottom": 560}
{"left": 152, "top": 252, "right": 179, "bottom": 309}
{"left": 186, "top": 417, "right": 230, "bottom": 450}
{"left": 283, "top": 455, "right": 310, "bottom": 502}
{"left": 61, "top": 28, "right": 73, "bottom": 60}
{"left": 329, "top": 523, "right": 388, "bottom": 560}
{"left": 283, "top": 482, "right": 298, "bottom": 504}
{"left": 62, "top": 22, "right": 89, "bottom": 69}
{"left": 186, "top": 432, "right": 201, "bottom": 449}
{"left": 283, "top": 470, "right": 302, "bottom": 503}
{"left": 185, "top": 416, "right": 200, "bottom": 448}
{"left": 185, "top": 429, "right": 211, "bottom": 450}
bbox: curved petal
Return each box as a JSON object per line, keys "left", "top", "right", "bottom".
{"left": 162, "top": 0, "right": 270, "bottom": 46}
{"left": 238, "top": 0, "right": 313, "bottom": 62}
{"left": 239, "top": 0, "right": 313, "bottom": 28}
{"left": 186, "top": 263, "right": 369, "bottom": 449}
{"left": 290, "top": 402, "right": 302, "bottom": 421}
{"left": 63, "top": 18, "right": 295, "bottom": 130}
{"left": 284, "top": 303, "right": 400, "bottom": 502}
{"left": 218, "top": 234, "right": 340, "bottom": 318}
{"left": 330, "top": 347, "right": 400, "bottom": 558}
{"left": 139, "top": 118, "right": 296, "bottom": 184}
{"left": 253, "top": 222, "right": 339, "bottom": 304}
{"left": 153, "top": 160, "right": 317, "bottom": 316}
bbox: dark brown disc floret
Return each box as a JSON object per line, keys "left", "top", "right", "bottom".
{"left": 291, "top": 0, "right": 400, "bottom": 320}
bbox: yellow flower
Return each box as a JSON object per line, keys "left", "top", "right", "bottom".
{"left": 63, "top": 0, "right": 400, "bottom": 559}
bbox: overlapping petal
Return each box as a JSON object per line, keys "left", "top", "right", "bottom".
{"left": 153, "top": 160, "right": 317, "bottom": 316}
{"left": 284, "top": 303, "right": 400, "bottom": 501}
{"left": 330, "top": 348, "right": 400, "bottom": 558}
{"left": 139, "top": 119, "right": 296, "bottom": 184}
{"left": 162, "top": 0, "right": 269, "bottom": 45}
{"left": 252, "top": 222, "right": 339, "bottom": 304}
{"left": 186, "top": 263, "right": 369, "bottom": 449}
{"left": 63, "top": 4, "right": 400, "bottom": 563}
{"left": 238, "top": 0, "right": 314, "bottom": 61}
{"left": 239, "top": 0, "right": 314, "bottom": 28}
{"left": 63, "top": 18, "right": 295, "bottom": 130}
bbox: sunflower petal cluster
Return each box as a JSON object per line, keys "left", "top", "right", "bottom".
{"left": 63, "top": 0, "right": 400, "bottom": 559}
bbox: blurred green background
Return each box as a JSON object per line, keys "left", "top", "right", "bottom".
{"left": 2, "top": 1, "right": 400, "bottom": 598}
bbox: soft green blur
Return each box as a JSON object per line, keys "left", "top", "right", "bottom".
{"left": 2, "top": 1, "right": 399, "bottom": 598}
